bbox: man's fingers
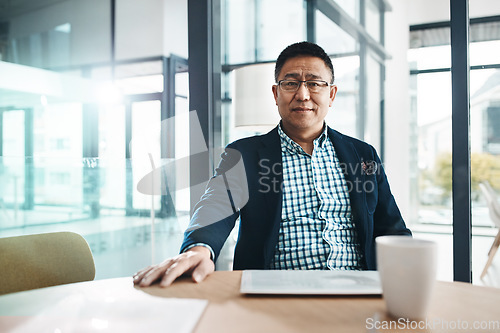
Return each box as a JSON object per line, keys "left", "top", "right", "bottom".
{"left": 133, "top": 247, "right": 213, "bottom": 287}
{"left": 159, "top": 261, "right": 191, "bottom": 287}
{"left": 139, "top": 261, "right": 173, "bottom": 287}
{"left": 134, "top": 258, "right": 174, "bottom": 287}
{"left": 191, "top": 256, "right": 215, "bottom": 283}
{"left": 133, "top": 266, "right": 154, "bottom": 284}
{"left": 159, "top": 252, "right": 207, "bottom": 287}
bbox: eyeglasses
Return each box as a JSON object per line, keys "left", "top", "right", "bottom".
{"left": 276, "top": 80, "right": 331, "bottom": 93}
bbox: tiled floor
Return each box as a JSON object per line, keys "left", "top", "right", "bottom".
{"left": 1, "top": 215, "right": 499, "bottom": 287}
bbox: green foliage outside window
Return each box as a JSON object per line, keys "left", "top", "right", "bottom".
{"left": 432, "top": 152, "right": 500, "bottom": 201}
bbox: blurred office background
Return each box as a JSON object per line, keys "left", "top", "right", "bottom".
{"left": 0, "top": 0, "right": 500, "bottom": 286}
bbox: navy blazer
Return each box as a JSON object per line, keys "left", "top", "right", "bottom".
{"left": 181, "top": 126, "right": 411, "bottom": 270}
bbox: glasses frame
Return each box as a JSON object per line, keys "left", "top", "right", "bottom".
{"left": 276, "top": 79, "right": 332, "bottom": 93}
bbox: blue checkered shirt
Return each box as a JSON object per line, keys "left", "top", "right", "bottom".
{"left": 269, "top": 125, "right": 362, "bottom": 270}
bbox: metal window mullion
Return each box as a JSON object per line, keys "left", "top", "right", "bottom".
{"left": 358, "top": 43, "right": 367, "bottom": 141}
{"left": 450, "top": 0, "right": 472, "bottom": 283}
{"left": 360, "top": 0, "right": 366, "bottom": 26}
{"left": 162, "top": 56, "right": 175, "bottom": 159}
{"left": 188, "top": 0, "right": 222, "bottom": 214}
{"left": 212, "top": 0, "right": 223, "bottom": 153}
{"left": 306, "top": 0, "right": 317, "bottom": 43}
{"left": 380, "top": 1, "right": 385, "bottom": 47}
{"left": 110, "top": 0, "right": 116, "bottom": 80}
{"left": 24, "top": 108, "right": 34, "bottom": 210}
{"left": 0, "top": 109, "right": 3, "bottom": 157}
{"left": 161, "top": 55, "right": 177, "bottom": 217}
{"left": 379, "top": 3, "right": 385, "bottom": 159}
{"left": 379, "top": 62, "right": 385, "bottom": 160}
{"left": 254, "top": 0, "right": 260, "bottom": 61}
{"left": 125, "top": 101, "right": 133, "bottom": 215}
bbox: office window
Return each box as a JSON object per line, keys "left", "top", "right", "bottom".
{"left": 365, "top": 0, "right": 381, "bottom": 42}
{"left": 33, "top": 103, "right": 83, "bottom": 212}
{"left": 256, "top": 0, "right": 305, "bottom": 61}
{"left": 486, "top": 106, "right": 500, "bottom": 150}
{"left": 409, "top": 17, "right": 500, "bottom": 283}
{"left": 316, "top": 10, "right": 358, "bottom": 56}
{"left": 335, "top": 0, "right": 359, "bottom": 22}
{"left": 0, "top": 0, "right": 188, "bottom": 279}
{"left": 223, "top": 0, "right": 305, "bottom": 64}
{"left": 1, "top": 110, "right": 26, "bottom": 214}
{"left": 222, "top": 0, "right": 384, "bottom": 145}
{"left": 325, "top": 55, "right": 359, "bottom": 138}
{"left": 130, "top": 100, "right": 162, "bottom": 211}
{"left": 4, "top": 0, "right": 111, "bottom": 69}
{"left": 98, "top": 103, "right": 126, "bottom": 211}
{"left": 6, "top": 25, "right": 71, "bottom": 69}
{"left": 223, "top": 0, "right": 256, "bottom": 64}
{"left": 409, "top": 18, "right": 500, "bottom": 222}
{"left": 364, "top": 52, "right": 382, "bottom": 151}
{"left": 115, "top": 61, "right": 164, "bottom": 94}
{"left": 2, "top": 110, "right": 25, "bottom": 157}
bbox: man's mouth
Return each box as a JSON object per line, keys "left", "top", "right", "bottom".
{"left": 292, "top": 107, "right": 313, "bottom": 112}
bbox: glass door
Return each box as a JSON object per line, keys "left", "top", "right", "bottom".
{"left": 98, "top": 103, "right": 126, "bottom": 213}
{"left": 126, "top": 99, "right": 162, "bottom": 215}
{"left": 0, "top": 109, "right": 26, "bottom": 227}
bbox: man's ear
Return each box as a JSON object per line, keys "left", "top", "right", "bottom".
{"left": 272, "top": 85, "right": 278, "bottom": 105}
{"left": 329, "top": 85, "right": 338, "bottom": 107}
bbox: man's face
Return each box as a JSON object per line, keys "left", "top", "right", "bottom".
{"left": 272, "top": 56, "right": 337, "bottom": 136}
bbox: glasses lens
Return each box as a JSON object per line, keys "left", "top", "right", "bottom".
{"left": 305, "top": 81, "right": 321, "bottom": 93}
{"left": 280, "top": 80, "right": 299, "bottom": 91}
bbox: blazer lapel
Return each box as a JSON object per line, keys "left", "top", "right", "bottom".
{"left": 328, "top": 128, "right": 366, "bottom": 246}
{"left": 257, "top": 127, "right": 283, "bottom": 264}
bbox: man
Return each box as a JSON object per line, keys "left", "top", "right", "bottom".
{"left": 134, "top": 41, "right": 411, "bottom": 287}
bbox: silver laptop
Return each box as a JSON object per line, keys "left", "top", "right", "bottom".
{"left": 240, "top": 270, "right": 382, "bottom": 295}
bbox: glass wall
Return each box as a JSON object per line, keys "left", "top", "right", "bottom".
{"left": 335, "top": 0, "right": 359, "bottom": 22}
{"left": 409, "top": 19, "right": 500, "bottom": 224}
{"left": 325, "top": 55, "right": 359, "bottom": 137}
{"left": 316, "top": 9, "right": 361, "bottom": 139}
{"left": 0, "top": 0, "right": 189, "bottom": 279}
{"left": 223, "top": 0, "right": 305, "bottom": 65}
{"left": 222, "top": 0, "right": 387, "bottom": 148}
{"left": 409, "top": 16, "right": 500, "bottom": 284}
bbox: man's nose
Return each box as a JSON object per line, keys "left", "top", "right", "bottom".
{"left": 295, "top": 82, "right": 310, "bottom": 101}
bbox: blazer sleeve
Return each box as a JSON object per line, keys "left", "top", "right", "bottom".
{"left": 180, "top": 144, "right": 249, "bottom": 262}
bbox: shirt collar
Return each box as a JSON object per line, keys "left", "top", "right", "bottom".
{"left": 277, "top": 122, "right": 329, "bottom": 154}
{"left": 316, "top": 125, "right": 329, "bottom": 148}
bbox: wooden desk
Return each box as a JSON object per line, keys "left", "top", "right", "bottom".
{"left": 145, "top": 271, "right": 500, "bottom": 333}
{"left": 1, "top": 271, "right": 500, "bottom": 333}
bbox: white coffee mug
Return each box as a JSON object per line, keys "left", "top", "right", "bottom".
{"left": 376, "top": 236, "right": 438, "bottom": 320}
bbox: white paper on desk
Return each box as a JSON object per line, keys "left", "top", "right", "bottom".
{"left": 240, "top": 270, "right": 382, "bottom": 295}
{"left": 2, "top": 288, "right": 207, "bottom": 333}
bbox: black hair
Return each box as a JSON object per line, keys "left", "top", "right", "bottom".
{"left": 274, "top": 41, "right": 334, "bottom": 84}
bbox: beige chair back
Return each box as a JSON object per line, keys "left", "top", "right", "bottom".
{"left": 479, "top": 182, "right": 500, "bottom": 228}
{"left": 479, "top": 182, "right": 500, "bottom": 279}
{"left": 0, "top": 232, "right": 95, "bottom": 295}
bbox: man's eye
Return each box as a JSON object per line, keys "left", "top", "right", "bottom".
{"left": 307, "top": 82, "right": 320, "bottom": 87}
{"left": 285, "top": 81, "right": 299, "bottom": 87}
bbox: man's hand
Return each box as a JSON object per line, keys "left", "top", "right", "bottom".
{"left": 133, "top": 246, "right": 214, "bottom": 287}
